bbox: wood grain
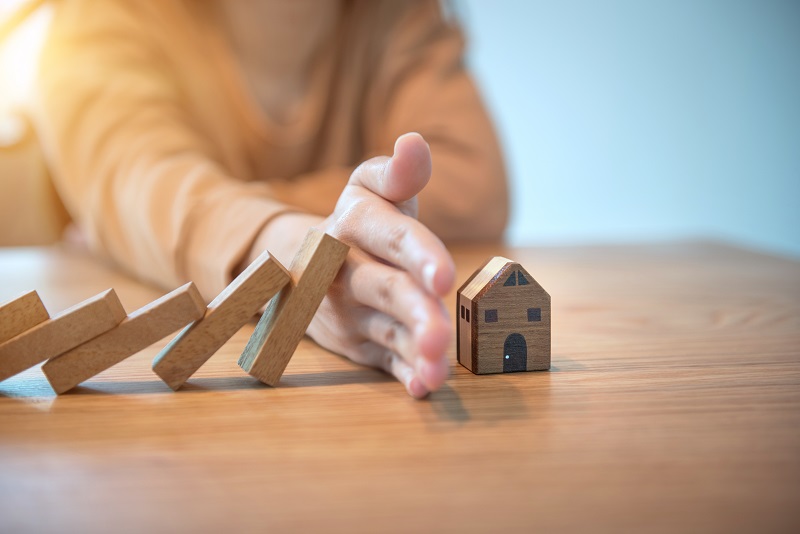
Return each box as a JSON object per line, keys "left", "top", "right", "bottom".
{"left": 458, "top": 257, "right": 551, "bottom": 374}
{"left": 42, "top": 282, "right": 206, "bottom": 394}
{"left": 0, "top": 288, "right": 126, "bottom": 382}
{"left": 477, "top": 262, "right": 550, "bottom": 373}
{"left": 238, "top": 229, "right": 349, "bottom": 386}
{"left": 0, "top": 241, "right": 798, "bottom": 533}
{"left": 152, "top": 252, "right": 290, "bottom": 390}
{"left": 0, "top": 290, "right": 49, "bottom": 344}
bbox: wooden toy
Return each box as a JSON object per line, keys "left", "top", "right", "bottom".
{"left": 0, "top": 289, "right": 126, "bottom": 382}
{"left": 238, "top": 229, "right": 349, "bottom": 386}
{"left": 42, "top": 282, "right": 206, "bottom": 394}
{"left": 0, "top": 290, "right": 49, "bottom": 344}
{"left": 457, "top": 257, "right": 550, "bottom": 374}
{"left": 152, "top": 251, "right": 290, "bottom": 390}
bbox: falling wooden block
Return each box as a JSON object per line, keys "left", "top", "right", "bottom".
{"left": 238, "top": 229, "right": 349, "bottom": 386}
{"left": 0, "top": 290, "right": 50, "bottom": 344}
{"left": 41, "top": 282, "right": 206, "bottom": 394}
{"left": 152, "top": 252, "right": 290, "bottom": 390}
{"left": 0, "top": 289, "right": 126, "bottom": 383}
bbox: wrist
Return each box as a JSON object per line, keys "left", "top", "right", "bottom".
{"left": 244, "top": 211, "right": 324, "bottom": 271}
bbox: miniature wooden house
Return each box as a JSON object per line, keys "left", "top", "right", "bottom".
{"left": 457, "top": 257, "right": 551, "bottom": 374}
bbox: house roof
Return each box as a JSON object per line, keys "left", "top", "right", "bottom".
{"left": 458, "top": 256, "right": 549, "bottom": 301}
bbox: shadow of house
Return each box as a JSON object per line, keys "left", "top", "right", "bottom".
{"left": 457, "top": 257, "right": 551, "bottom": 374}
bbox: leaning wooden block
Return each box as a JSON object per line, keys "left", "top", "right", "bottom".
{"left": 0, "top": 290, "right": 50, "bottom": 344}
{"left": 0, "top": 289, "right": 126, "bottom": 382}
{"left": 152, "top": 252, "right": 290, "bottom": 390}
{"left": 42, "top": 282, "right": 206, "bottom": 394}
{"left": 238, "top": 229, "right": 349, "bottom": 386}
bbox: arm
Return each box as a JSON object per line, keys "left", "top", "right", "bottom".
{"left": 32, "top": 1, "right": 293, "bottom": 300}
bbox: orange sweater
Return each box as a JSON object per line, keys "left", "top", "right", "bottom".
{"left": 32, "top": 0, "right": 507, "bottom": 300}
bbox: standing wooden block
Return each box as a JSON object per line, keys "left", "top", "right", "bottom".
{"left": 0, "top": 289, "right": 126, "bottom": 382}
{"left": 238, "top": 229, "right": 349, "bottom": 386}
{"left": 0, "top": 290, "right": 50, "bottom": 344}
{"left": 41, "top": 282, "right": 206, "bottom": 394}
{"left": 152, "top": 252, "right": 290, "bottom": 390}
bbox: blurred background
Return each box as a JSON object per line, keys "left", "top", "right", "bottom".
{"left": 0, "top": 0, "right": 67, "bottom": 246}
{"left": 1, "top": 0, "right": 798, "bottom": 256}
{"left": 457, "top": 0, "right": 799, "bottom": 257}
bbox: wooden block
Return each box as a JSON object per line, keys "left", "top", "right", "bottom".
{"left": 152, "top": 252, "right": 290, "bottom": 390}
{"left": 0, "top": 290, "right": 49, "bottom": 344}
{"left": 41, "top": 282, "right": 206, "bottom": 394}
{"left": 238, "top": 229, "right": 349, "bottom": 386}
{"left": 0, "top": 289, "right": 126, "bottom": 382}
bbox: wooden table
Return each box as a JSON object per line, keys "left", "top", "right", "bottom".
{"left": 0, "top": 241, "right": 798, "bottom": 532}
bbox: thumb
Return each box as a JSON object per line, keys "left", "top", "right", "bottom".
{"left": 349, "top": 132, "right": 432, "bottom": 204}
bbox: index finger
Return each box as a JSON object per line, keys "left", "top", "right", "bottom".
{"left": 333, "top": 195, "right": 455, "bottom": 297}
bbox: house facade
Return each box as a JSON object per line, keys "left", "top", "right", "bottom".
{"left": 457, "top": 257, "right": 551, "bottom": 374}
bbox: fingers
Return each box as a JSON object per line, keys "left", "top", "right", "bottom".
{"left": 353, "top": 310, "right": 451, "bottom": 392}
{"left": 334, "top": 203, "right": 455, "bottom": 297}
{"left": 310, "top": 295, "right": 450, "bottom": 395}
{"left": 352, "top": 308, "right": 415, "bottom": 362}
{"left": 308, "top": 132, "right": 456, "bottom": 399}
{"left": 348, "top": 132, "right": 431, "bottom": 204}
{"left": 355, "top": 341, "right": 431, "bottom": 399}
{"left": 342, "top": 258, "right": 451, "bottom": 361}
{"left": 334, "top": 132, "right": 454, "bottom": 297}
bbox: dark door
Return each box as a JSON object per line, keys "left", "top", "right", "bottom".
{"left": 503, "top": 333, "right": 527, "bottom": 372}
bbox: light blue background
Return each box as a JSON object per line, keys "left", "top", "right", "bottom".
{"left": 457, "top": 0, "right": 799, "bottom": 257}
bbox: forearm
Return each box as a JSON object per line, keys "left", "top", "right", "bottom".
{"left": 33, "top": 0, "right": 294, "bottom": 299}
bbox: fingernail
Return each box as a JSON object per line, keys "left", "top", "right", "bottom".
{"left": 399, "top": 364, "right": 426, "bottom": 398}
{"left": 408, "top": 376, "right": 430, "bottom": 399}
{"left": 393, "top": 134, "right": 408, "bottom": 156}
{"left": 423, "top": 262, "right": 437, "bottom": 294}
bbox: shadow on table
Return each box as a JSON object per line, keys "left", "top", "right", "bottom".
{"left": 44, "top": 370, "right": 392, "bottom": 395}
{"left": 278, "top": 369, "right": 394, "bottom": 388}
{"left": 421, "top": 369, "right": 555, "bottom": 426}
{"left": 0, "top": 357, "right": 563, "bottom": 405}
{"left": 0, "top": 368, "right": 395, "bottom": 399}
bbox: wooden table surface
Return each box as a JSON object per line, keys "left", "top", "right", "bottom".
{"left": 0, "top": 241, "right": 798, "bottom": 533}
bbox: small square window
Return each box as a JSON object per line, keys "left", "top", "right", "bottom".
{"left": 466, "top": 309, "right": 470, "bottom": 323}
{"left": 460, "top": 305, "right": 465, "bottom": 319}
{"left": 527, "top": 307, "right": 541, "bottom": 322}
{"left": 485, "top": 309, "right": 498, "bottom": 323}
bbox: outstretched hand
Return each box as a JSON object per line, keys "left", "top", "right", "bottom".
{"left": 247, "top": 133, "right": 455, "bottom": 398}
{"left": 311, "top": 133, "right": 454, "bottom": 398}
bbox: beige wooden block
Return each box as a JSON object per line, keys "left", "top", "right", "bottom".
{"left": 152, "top": 252, "right": 290, "bottom": 390}
{"left": 238, "top": 229, "right": 349, "bottom": 386}
{"left": 0, "top": 289, "right": 126, "bottom": 382}
{"left": 0, "top": 290, "right": 49, "bottom": 344}
{"left": 41, "top": 282, "right": 206, "bottom": 394}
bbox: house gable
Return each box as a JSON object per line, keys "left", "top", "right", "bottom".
{"left": 458, "top": 257, "right": 514, "bottom": 302}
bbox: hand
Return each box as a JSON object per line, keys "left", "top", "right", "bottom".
{"left": 248, "top": 133, "right": 455, "bottom": 398}
{"left": 311, "top": 133, "right": 455, "bottom": 398}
